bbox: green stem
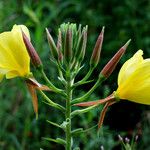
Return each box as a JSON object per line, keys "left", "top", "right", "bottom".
{"left": 40, "top": 68, "right": 64, "bottom": 94}
{"left": 74, "top": 67, "right": 94, "bottom": 87}
{"left": 65, "top": 74, "right": 73, "bottom": 150}
{"left": 39, "top": 91, "right": 65, "bottom": 111}
{"left": 71, "top": 105, "right": 97, "bottom": 118}
{"left": 72, "top": 75, "right": 105, "bottom": 104}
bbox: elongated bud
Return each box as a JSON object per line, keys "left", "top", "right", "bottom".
{"left": 75, "top": 26, "right": 88, "bottom": 62}
{"left": 22, "top": 31, "right": 42, "bottom": 68}
{"left": 90, "top": 26, "right": 104, "bottom": 68}
{"left": 75, "top": 33, "right": 83, "bottom": 59}
{"left": 59, "top": 23, "right": 88, "bottom": 64}
{"left": 79, "top": 26, "right": 88, "bottom": 61}
{"left": 46, "top": 28, "right": 58, "bottom": 59}
{"left": 57, "top": 29, "right": 63, "bottom": 62}
{"left": 64, "top": 26, "right": 72, "bottom": 63}
{"left": 100, "top": 39, "right": 131, "bottom": 78}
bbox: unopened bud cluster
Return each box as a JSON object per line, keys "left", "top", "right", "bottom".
{"left": 22, "top": 22, "right": 131, "bottom": 79}
{"left": 46, "top": 23, "right": 88, "bottom": 68}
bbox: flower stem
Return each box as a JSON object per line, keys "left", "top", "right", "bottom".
{"left": 40, "top": 68, "right": 64, "bottom": 95}
{"left": 72, "top": 75, "right": 105, "bottom": 104}
{"left": 65, "top": 73, "right": 73, "bottom": 150}
{"left": 39, "top": 90, "right": 65, "bottom": 111}
{"left": 74, "top": 67, "right": 94, "bottom": 87}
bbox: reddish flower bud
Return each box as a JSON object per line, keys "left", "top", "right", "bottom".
{"left": 64, "top": 26, "right": 72, "bottom": 63}
{"left": 57, "top": 29, "right": 63, "bottom": 62}
{"left": 90, "top": 26, "right": 104, "bottom": 68}
{"left": 22, "top": 31, "right": 42, "bottom": 68}
{"left": 100, "top": 39, "right": 131, "bottom": 78}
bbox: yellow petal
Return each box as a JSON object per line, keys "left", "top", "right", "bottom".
{"left": 117, "top": 59, "right": 150, "bottom": 104}
{"left": 0, "top": 24, "right": 30, "bottom": 78}
{"left": 118, "top": 50, "right": 143, "bottom": 86}
{"left": 12, "top": 24, "right": 30, "bottom": 41}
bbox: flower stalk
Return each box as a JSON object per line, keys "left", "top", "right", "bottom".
{"left": 65, "top": 72, "right": 73, "bottom": 150}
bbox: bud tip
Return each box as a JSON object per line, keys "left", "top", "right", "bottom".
{"left": 124, "top": 39, "right": 131, "bottom": 49}
{"left": 101, "top": 26, "right": 105, "bottom": 33}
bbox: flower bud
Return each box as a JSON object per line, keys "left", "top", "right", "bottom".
{"left": 57, "top": 29, "right": 63, "bottom": 62}
{"left": 46, "top": 28, "right": 58, "bottom": 59}
{"left": 22, "top": 31, "right": 42, "bottom": 68}
{"left": 90, "top": 26, "right": 104, "bottom": 68}
{"left": 100, "top": 39, "right": 131, "bottom": 78}
{"left": 75, "top": 26, "right": 88, "bottom": 62}
{"left": 64, "top": 26, "right": 72, "bottom": 63}
{"left": 78, "top": 26, "right": 88, "bottom": 62}
{"left": 59, "top": 23, "right": 88, "bottom": 65}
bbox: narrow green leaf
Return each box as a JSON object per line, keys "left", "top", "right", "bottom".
{"left": 71, "top": 128, "right": 83, "bottom": 136}
{"left": 71, "top": 105, "right": 97, "bottom": 118}
{"left": 46, "top": 120, "right": 61, "bottom": 128}
{"left": 43, "top": 137, "right": 66, "bottom": 146}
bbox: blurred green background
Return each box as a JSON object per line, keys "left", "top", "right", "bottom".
{"left": 0, "top": 0, "right": 150, "bottom": 149}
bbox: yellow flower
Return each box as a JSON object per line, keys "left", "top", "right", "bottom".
{"left": 115, "top": 50, "right": 150, "bottom": 105}
{"left": 0, "top": 24, "right": 31, "bottom": 81}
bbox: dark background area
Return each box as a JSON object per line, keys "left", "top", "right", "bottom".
{"left": 0, "top": 0, "right": 150, "bottom": 149}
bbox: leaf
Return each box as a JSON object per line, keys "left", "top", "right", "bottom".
{"left": 71, "top": 128, "right": 83, "bottom": 136}
{"left": 43, "top": 137, "right": 66, "bottom": 146}
{"left": 46, "top": 120, "right": 61, "bottom": 128}
{"left": 71, "top": 105, "right": 97, "bottom": 118}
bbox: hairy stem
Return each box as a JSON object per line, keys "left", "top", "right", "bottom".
{"left": 40, "top": 68, "right": 64, "bottom": 94}
{"left": 74, "top": 67, "right": 94, "bottom": 87}
{"left": 65, "top": 73, "right": 73, "bottom": 150}
{"left": 72, "top": 75, "right": 105, "bottom": 104}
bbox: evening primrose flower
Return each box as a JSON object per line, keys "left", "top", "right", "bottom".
{"left": 115, "top": 50, "right": 150, "bottom": 105}
{"left": 0, "top": 24, "right": 31, "bottom": 81}
{"left": 75, "top": 50, "right": 150, "bottom": 107}
{"left": 75, "top": 50, "right": 150, "bottom": 128}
